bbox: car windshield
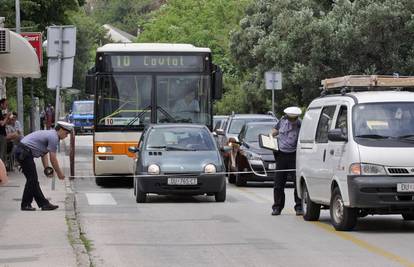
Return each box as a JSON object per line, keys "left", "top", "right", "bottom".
{"left": 146, "top": 127, "right": 215, "bottom": 151}
{"left": 245, "top": 125, "right": 274, "bottom": 142}
{"left": 353, "top": 102, "right": 414, "bottom": 139}
{"left": 229, "top": 118, "right": 275, "bottom": 134}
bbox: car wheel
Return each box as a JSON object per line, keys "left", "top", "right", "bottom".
{"left": 402, "top": 213, "right": 414, "bottom": 220}
{"left": 136, "top": 183, "right": 146, "bottom": 203}
{"left": 235, "top": 171, "right": 247, "bottom": 187}
{"left": 301, "top": 182, "right": 321, "bottom": 221}
{"left": 95, "top": 177, "right": 105, "bottom": 186}
{"left": 330, "top": 187, "right": 357, "bottom": 231}
{"left": 215, "top": 183, "right": 226, "bottom": 202}
{"left": 227, "top": 159, "right": 235, "bottom": 183}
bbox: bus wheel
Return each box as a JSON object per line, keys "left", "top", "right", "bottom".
{"left": 95, "top": 177, "right": 105, "bottom": 186}
{"left": 301, "top": 182, "right": 320, "bottom": 221}
{"left": 330, "top": 187, "right": 357, "bottom": 231}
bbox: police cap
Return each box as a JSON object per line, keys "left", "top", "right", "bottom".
{"left": 283, "top": 106, "right": 302, "bottom": 117}
{"left": 56, "top": 121, "right": 74, "bottom": 132}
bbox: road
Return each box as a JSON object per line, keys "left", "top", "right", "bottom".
{"left": 71, "top": 136, "right": 414, "bottom": 267}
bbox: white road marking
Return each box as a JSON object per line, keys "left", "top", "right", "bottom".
{"left": 86, "top": 193, "right": 117, "bottom": 205}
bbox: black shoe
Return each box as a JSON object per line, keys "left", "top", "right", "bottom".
{"left": 295, "top": 209, "right": 304, "bottom": 216}
{"left": 271, "top": 208, "right": 281, "bottom": 216}
{"left": 41, "top": 203, "right": 59, "bottom": 211}
{"left": 21, "top": 205, "right": 36, "bottom": 211}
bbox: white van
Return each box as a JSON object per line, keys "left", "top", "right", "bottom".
{"left": 297, "top": 75, "right": 414, "bottom": 231}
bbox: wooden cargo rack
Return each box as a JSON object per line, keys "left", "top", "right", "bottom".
{"left": 321, "top": 75, "right": 414, "bottom": 90}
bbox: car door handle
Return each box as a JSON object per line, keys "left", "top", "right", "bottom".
{"left": 329, "top": 149, "right": 334, "bottom": 155}
{"left": 323, "top": 149, "right": 326, "bottom": 162}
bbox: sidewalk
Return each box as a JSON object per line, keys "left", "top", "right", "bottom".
{"left": 0, "top": 146, "right": 77, "bottom": 266}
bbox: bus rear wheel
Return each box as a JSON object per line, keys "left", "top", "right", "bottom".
{"left": 95, "top": 177, "right": 105, "bottom": 186}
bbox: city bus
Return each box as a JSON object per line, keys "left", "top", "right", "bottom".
{"left": 85, "top": 43, "right": 222, "bottom": 185}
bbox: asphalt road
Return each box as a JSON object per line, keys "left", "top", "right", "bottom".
{"left": 72, "top": 135, "right": 414, "bottom": 267}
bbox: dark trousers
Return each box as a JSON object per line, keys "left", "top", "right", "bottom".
{"left": 15, "top": 146, "right": 49, "bottom": 208}
{"left": 272, "top": 151, "right": 301, "bottom": 211}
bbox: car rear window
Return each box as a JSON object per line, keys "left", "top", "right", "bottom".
{"left": 229, "top": 118, "right": 276, "bottom": 134}
{"left": 146, "top": 127, "right": 215, "bottom": 151}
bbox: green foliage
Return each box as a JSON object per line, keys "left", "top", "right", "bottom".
{"left": 138, "top": 0, "right": 251, "bottom": 113}
{"left": 92, "top": 0, "right": 160, "bottom": 35}
{"left": 230, "top": 0, "right": 414, "bottom": 115}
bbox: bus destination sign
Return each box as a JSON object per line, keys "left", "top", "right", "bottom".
{"left": 107, "top": 55, "right": 205, "bottom": 72}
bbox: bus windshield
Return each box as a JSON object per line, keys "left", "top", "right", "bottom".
{"left": 96, "top": 74, "right": 211, "bottom": 127}
{"left": 96, "top": 75, "right": 152, "bottom": 126}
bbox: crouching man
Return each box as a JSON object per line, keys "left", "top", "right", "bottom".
{"left": 15, "top": 121, "right": 73, "bottom": 211}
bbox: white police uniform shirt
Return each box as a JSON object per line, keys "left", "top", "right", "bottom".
{"left": 20, "top": 130, "right": 59, "bottom": 158}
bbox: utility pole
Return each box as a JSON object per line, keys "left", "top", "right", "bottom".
{"left": 0, "top": 17, "right": 5, "bottom": 98}
{"left": 16, "top": 0, "right": 24, "bottom": 133}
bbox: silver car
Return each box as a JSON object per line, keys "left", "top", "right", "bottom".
{"left": 130, "top": 124, "right": 227, "bottom": 203}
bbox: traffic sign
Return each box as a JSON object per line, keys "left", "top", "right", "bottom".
{"left": 46, "top": 26, "right": 76, "bottom": 58}
{"left": 265, "top": 71, "right": 282, "bottom": 90}
{"left": 47, "top": 57, "right": 74, "bottom": 89}
{"left": 21, "top": 32, "right": 43, "bottom": 66}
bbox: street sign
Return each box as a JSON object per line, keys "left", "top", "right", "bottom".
{"left": 46, "top": 26, "right": 76, "bottom": 58}
{"left": 46, "top": 26, "right": 76, "bottom": 89}
{"left": 265, "top": 71, "right": 282, "bottom": 90}
{"left": 47, "top": 57, "right": 74, "bottom": 89}
{"left": 21, "top": 32, "right": 43, "bottom": 66}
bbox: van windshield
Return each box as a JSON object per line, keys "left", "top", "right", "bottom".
{"left": 353, "top": 102, "right": 414, "bottom": 139}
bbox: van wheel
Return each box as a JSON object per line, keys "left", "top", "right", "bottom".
{"left": 215, "top": 183, "right": 226, "bottom": 202}
{"left": 402, "top": 213, "right": 414, "bottom": 220}
{"left": 95, "top": 177, "right": 105, "bottom": 186}
{"left": 301, "top": 183, "right": 321, "bottom": 221}
{"left": 135, "top": 183, "right": 146, "bottom": 203}
{"left": 330, "top": 187, "right": 357, "bottom": 231}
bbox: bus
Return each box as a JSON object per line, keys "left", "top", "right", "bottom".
{"left": 68, "top": 100, "right": 94, "bottom": 134}
{"left": 86, "top": 43, "right": 222, "bottom": 185}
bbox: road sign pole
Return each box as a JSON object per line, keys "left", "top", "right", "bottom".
{"left": 16, "top": 0, "right": 24, "bottom": 133}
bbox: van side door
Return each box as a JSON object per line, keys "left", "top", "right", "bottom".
{"left": 325, "top": 105, "right": 349, "bottom": 200}
{"left": 312, "top": 105, "right": 336, "bottom": 203}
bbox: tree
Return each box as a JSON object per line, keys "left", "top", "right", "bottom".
{"left": 230, "top": 0, "right": 414, "bottom": 114}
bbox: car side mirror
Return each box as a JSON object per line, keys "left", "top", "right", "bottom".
{"left": 328, "top": 128, "right": 348, "bottom": 142}
{"left": 215, "top": 128, "right": 224, "bottom": 135}
{"left": 128, "top": 146, "right": 140, "bottom": 153}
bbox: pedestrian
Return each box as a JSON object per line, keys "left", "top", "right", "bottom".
{"left": 45, "top": 104, "right": 55, "bottom": 130}
{"left": 40, "top": 109, "right": 45, "bottom": 130}
{"left": 0, "top": 98, "right": 11, "bottom": 163}
{"left": 0, "top": 158, "right": 8, "bottom": 185}
{"left": 271, "top": 106, "right": 303, "bottom": 216}
{"left": 14, "top": 121, "right": 74, "bottom": 211}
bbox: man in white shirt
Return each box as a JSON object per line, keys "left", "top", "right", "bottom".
{"left": 173, "top": 90, "right": 200, "bottom": 122}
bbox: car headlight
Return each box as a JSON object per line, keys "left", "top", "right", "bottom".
{"left": 204, "top": 164, "right": 216, "bottom": 173}
{"left": 97, "top": 146, "right": 112, "bottom": 153}
{"left": 349, "top": 163, "right": 386, "bottom": 175}
{"left": 148, "top": 164, "right": 160, "bottom": 175}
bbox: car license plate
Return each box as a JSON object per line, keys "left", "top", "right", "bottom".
{"left": 268, "top": 163, "right": 276, "bottom": 170}
{"left": 168, "top": 178, "right": 197, "bottom": 185}
{"left": 397, "top": 183, "right": 414, "bottom": 192}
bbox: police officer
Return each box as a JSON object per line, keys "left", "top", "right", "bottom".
{"left": 271, "top": 107, "right": 302, "bottom": 216}
{"left": 15, "top": 121, "right": 73, "bottom": 211}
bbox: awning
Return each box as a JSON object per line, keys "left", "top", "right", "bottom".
{"left": 0, "top": 30, "right": 41, "bottom": 78}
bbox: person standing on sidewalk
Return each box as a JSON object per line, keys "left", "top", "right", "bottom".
{"left": 15, "top": 121, "right": 73, "bottom": 211}
{"left": 271, "top": 106, "right": 302, "bottom": 216}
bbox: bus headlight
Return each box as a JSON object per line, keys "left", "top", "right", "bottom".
{"left": 204, "top": 164, "right": 216, "bottom": 174}
{"left": 148, "top": 164, "right": 160, "bottom": 175}
{"left": 97, "top": 146, "right": 112, "bottom": 153}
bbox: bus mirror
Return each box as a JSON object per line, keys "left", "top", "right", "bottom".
{"left": 213, "top": 65, "right": 223, "bottom": 100}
